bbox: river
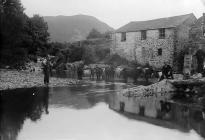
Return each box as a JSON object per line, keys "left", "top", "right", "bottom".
{"left": 1, "top": 80, "right": 205, "bottom": 140}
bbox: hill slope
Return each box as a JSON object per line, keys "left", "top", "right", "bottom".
{"left": 44, "top": 15, "right": 114, "bottom": 42}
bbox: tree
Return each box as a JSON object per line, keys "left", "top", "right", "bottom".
{"left": 0, "top": 0, "right": 50, "bottom": 68}
{"left": 82, "top": 46, "right": 97, "bottom": 64}
{"left": 68, "top": 45, "right": 83, "bottom": 62}
{"left": 1, "top": 0, "right": 26, "bottom": 42}
{"left": 27, "top": 14, "right": 50, "bottom": 56}
{"left": 0, "top": 0, "right": 29, "bottom": 66}
{"left": 86, "top": 28, "right": 103, "bottom": 39}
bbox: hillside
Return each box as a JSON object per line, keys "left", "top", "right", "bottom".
{"left": 44, "top": 15, "right": 114, "bottom": 42}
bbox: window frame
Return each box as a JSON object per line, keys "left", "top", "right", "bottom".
{"left": 159, "top": 28, "right": 165, "bottom": 39}
{"left": 157, "top": 48, "right": 162, "bottom": 56}
{"left": 121, "top": 32, "right": 126, "bottom": 42}
{"left": 141, "top": 30, "right": 147, "bottom": 40}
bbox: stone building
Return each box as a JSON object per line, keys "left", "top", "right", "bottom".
{"left": 190, "top": 13, "right": 205, "bottom": 44}
{"left": 186, "top": 13, "right": 205, "bottom": 73}
{"left": 111, "top": 13, "right": 197, "bottom": 69}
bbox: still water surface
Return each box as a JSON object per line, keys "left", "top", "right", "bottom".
{"left": 1, "top": 80, "right": 205, "bottom": 140}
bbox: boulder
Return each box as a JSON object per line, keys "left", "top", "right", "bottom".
{"left": 191, "top": 73, "right": 203, "bottom": 79}
{"left": 121, "top": 80, "right": 176, "bottom": 99}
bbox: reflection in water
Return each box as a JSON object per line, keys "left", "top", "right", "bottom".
{"left": 0, "top": 81, "right": 205, "bottom": 140}
{"left": 109, "top": 93, "right": 205, "bottom": 139}
{"left": 49, "top": 81, "right": 129, "bottom": 109}
{"left": 0, "top": 88, "right": 49, "bottom": 140}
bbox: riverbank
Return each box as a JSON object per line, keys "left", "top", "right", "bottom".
{"left": 0, "top": 69, "right": 80, "bottom": 91}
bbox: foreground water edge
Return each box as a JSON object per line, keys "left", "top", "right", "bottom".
{"left": 0, "top": 81, "right": 205, "bottom": 140}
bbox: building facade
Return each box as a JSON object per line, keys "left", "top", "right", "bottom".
{"left": 186, "top": 13, "right": 205, "bottom": 73}
{"left": 111, "top": 13, "right": 197, "bottom": 69}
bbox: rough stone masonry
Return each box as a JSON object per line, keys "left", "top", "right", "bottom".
{"left": 111, "top": 14, "right": 197, "bottom": 70}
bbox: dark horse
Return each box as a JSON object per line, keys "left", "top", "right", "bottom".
{"left": 95, "top": 66, "right": 103, "bottom": 80}
{"left": 120, "top": 66, "right": 154, "bottom": 83}
{"left": 104, "top": 66, "right": 115, "bottom": 80}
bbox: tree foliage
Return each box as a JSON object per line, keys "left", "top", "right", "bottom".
{"left": 0, "top": 0, "right": 49, "bottom": 68}
{"left": 27, "top": 15, "right": 49, "bottom": 55}
{"left": 86, "top": 28, "right": 103, "bottom": 39}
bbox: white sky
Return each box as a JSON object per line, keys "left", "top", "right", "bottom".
{"left": 21, "top": 0, "right": 205, "bottom": 29}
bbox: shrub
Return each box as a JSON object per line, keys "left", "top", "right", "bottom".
{"left": 104, "top": 54, "right": 129, "bottom": 66}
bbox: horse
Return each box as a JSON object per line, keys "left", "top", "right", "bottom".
{"left": 90, "top": 67, "right": 95, "bottom": 79}
{"left": 120, "top": 66, "right": 135, "bottom": 82}
{"left": 104, "top": 66, "right": 115, "bottom": 80}
{"left": 65, "top": 63, "right": 77, "bottom": 78}
{"left": 120, "top": 66, "right": 155, "bottom": 83}
{"left": 64, "top": 61, "right": 84, "bottom": 79}
{"left": 83, "top": 69, "right": 91, "bottom": 77}
{"left": 143, "top": 67, "right": 154, "bottom": 82}
{"left": 95, "top": 66, "right": 103, "bottom": 80}
{"left": 115, "top": 66, "right": 124, "bottom": 79}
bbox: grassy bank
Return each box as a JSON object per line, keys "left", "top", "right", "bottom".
{"left": 0, "top": 69, "right": 80, "bottom": 91}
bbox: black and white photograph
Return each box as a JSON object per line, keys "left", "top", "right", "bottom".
{"left": 0, "top": 0, "right": 205, "bottom": 140}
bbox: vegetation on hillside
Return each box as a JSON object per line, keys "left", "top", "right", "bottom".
{"left": 0, "top": 0, "right": 117, "bottom": 70}
{"left": 0, "top": 0, "right": 113, "bottom": 70}
{"left": 47, "top": 32, "right": 112, "bottom": 69}
{"left": 43, "top": 15, "right": 114, "bottom": 42}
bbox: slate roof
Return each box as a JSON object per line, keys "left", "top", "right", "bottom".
{"left": 116, "top": 13, "right": 195, "bottom": 33}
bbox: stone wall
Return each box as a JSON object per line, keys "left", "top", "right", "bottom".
{"left": 111, "top": 32, "right": 136, "bottom": 61}
{"left": 175, "top": 24, "right": 191, "bottom": 54}
{"left": 112, "top": 29, "right": 175, "bottom": 68}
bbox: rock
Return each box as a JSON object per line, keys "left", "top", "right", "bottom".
{"left": 173, "top": 74, "right": 184, "bottom": 80}
{"left": 121, "top": 80, "right": 176, "bottom": 99}
{"left": 191, "top": 73, "right": 203, "bottom": 79}
{"left": 5, "top": 66, "right": 10, "bottom": 69}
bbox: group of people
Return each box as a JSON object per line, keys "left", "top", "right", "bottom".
{"left": 41, "top": 55, "right": 174, "bottom": 85}
{"left": 87, "top": 65, "right": 115, "bottom": 80}
{"left": 129, "top": 62, "right": 174, "bottom": 83}
{"left": 86, "top": 62, "right": 174, "bottom": 83}
{"left": 42, "top": 56, "right": 85, "bottom": 85}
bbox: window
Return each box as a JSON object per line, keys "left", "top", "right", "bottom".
{"left": 159, "top": 28, "right": 165, "bottom": 39}
{"left": 141, "top": 30, "right": 147, "bottom": 40}
{"left": 121, "top": 32, "right": 126, "bottom": 42}
{"left": 158, "top": 48, "right": 162, "bottom": 56}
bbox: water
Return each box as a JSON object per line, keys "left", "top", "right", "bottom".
{"left": 1, "top": 80, "right": 205, "bottom": 140}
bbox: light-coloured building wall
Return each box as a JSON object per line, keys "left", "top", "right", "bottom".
{"left": 112, "top": 28, "right": 175, "bottom": 68}
{"left": 114, "top": 32, "right": 137, "bottom": 61}
{"left": 111, "top": 15, "right": 197, "bottom": 70}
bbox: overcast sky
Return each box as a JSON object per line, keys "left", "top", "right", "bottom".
{"left": 21, "top": 0, "right": 205, "bottom": 29}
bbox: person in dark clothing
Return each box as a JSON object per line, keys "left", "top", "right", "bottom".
{"left": 42, "top": 56, "right": 50, "bottom": 85}
{"left": 159, "top": 62, "right": 174, "bottom": 81}
{"left": 195, "top": 49, "right": 205, "bottom": 73}
{"left": 95, "top": 66, "right": 103, "bottom": 80}
{"left": 202, "top": 66, "right": 205, "bottom": 77}
{"left": 77, "top": 65, "right": 84, "bottom": 80}
{"left": 133, "top": 66, "right": 143, "bottom": 84}
{"left": 122, "top": 67, "right": 128, "bottom": 83}
{"left": 90, "top": 67, "right": 95, "bottom": 79}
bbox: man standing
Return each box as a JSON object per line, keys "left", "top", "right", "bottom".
{"left": 195, "top": 47, "right": 205, "bottom": 73}
{"left": 159, "top": 62, "right": 174, "bottom": 81}
{"left": 42, "top": 55, "right": 50, "bottom": 85}
{"left": 77, "top": 64, "right": 84, "bottom": 80}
